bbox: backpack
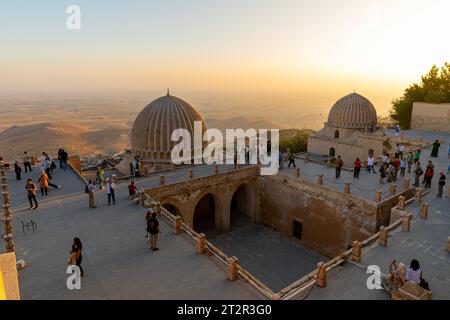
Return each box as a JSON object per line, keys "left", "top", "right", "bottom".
{"left": 84, "top": 184, "right": 90, "bottom": 194}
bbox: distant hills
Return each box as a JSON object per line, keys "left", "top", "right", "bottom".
{"left": 0, "top": 122, "right": 129, "bottom": 161}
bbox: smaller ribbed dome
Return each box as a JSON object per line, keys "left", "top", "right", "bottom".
{"left": 326, "top": 93, "right": 377, "bottom": 129}
{"left": 131, "top": 92, "right": 206, "bottom": 162}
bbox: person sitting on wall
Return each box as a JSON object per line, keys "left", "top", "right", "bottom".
{"left": 406, "top": 259, "right": 430, "bottom": 291}
{"left": 128, "top": 181, "right": 139, "bottom": 200}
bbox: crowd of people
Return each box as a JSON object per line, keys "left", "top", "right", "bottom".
{"left": 7, "top": 149, "right": 68, "bottom": 210}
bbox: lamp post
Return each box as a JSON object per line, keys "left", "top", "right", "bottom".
{"left": 0, "top": 168, "right": 15, "bottom": 253}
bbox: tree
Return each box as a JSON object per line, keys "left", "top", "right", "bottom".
{"left": 390, "top": 63, "right": 450, "bottom": 129}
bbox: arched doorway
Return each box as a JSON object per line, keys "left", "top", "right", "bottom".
{"left": 329, "top": 147, "right": 336, "bottom": 157}
{"left": 334, "top": 130, "right": 340, "bottom": 139}
{"left": 163, "top": 204, "right": 182, "bottom": 219}
{"left": 230, "top": 184, "right": 252, "bottom": 230}
{"left": 193, "top": 194, "right": 216, "bottom": 234}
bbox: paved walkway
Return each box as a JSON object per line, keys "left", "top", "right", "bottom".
{"left": 11, "top": 186, "right": 263, "bottom": 299}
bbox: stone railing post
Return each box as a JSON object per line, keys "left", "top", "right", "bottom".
{"left": 214, "top": 164, "right": 219, "bottom": 175}
{"left": 143, "top": 165, "right": 149, "bottom": 177}
{"left": 446, "top": 237, "right": 450, "bottom": 252}
{"left": 378, "top": 226, "right": 388, "bottom": 247}
{"left": 159, "top": 175, "right": 165, "bottom": 186}
{"left": 295, "top": 167, "right": 300, "bottom": 178}
{"left": 402, "top": 178, "right": 410, "bottom": 190}
{"left": 402, "top": 213, "right": 412, "bottom": 231}
{"left": 317, "top": 174, "right": 323, "bottom": 185}
{"left": 389, "top": 184, "right": 397, "bottom": 195}
{"left": 188, "top": 169, "right": 193, "bottom": 179}
{"left": 420, "top": 203, "right": 429, "bottom": 219}
{"left": 344, "top": 182, "right": 351, "bottom": 194}
{"left": 304, "top": 153, "right": 310, "bottom": 162}
{"left": 155, "top": 202, "right": 161, "bottom": 217}
{"left": 375, "top": 190, "right": 382, "bottom": 202}
{"left": 414, "top": 188, "right": 422, "bottom": 202}
{"left": 316, "top": 262, "right": 327, "bottom": 288}
{"left": 173, "top": 216, "right": 182, "bottom": 234}
{"left": 196, "top": 233, "right": 206, "bottom": 254}
{"left": 235, "top": 163, "right": 240, "bottom": 170}
{"left": 351, "top": 241, "right": 361, "bottom": 263}
{"left": 140, "top": 191, "right": 146, "bottom": 207}
{"left": 398, "top": 196, "right": 405, "bottom": 210}
{"left": 227, "top": 256, "right": 238, "bottom": 281}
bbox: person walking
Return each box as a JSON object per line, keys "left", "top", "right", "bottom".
{"left": 413, "top": 162, "right": 424, "bottom": 187}
{"left": 25, "top": 179, "right": 38, "bottom": 210}
{"left": 399, "top": 143, "right": 405, "bottom": 158}
{"left": 424, "top": 166, "right": 434, "bottom": 189}
{"left": 353, "top": 158, "right": 362, "bottom": 178}
{"left": 86, "top": 179, "right": 96, "bottom": 208}
{"left": 37, "top": 170, "right": 49, "bottom": 196}
{"left": 400, "top": 157, "right": 406, "bottom": 177}
{"left": 431, "top": 139, "right": 440, "bottom": 158}
{"left": 335, "top": 156, "right": 343, "bottom": 178}
{"left": 14, "top": 161, "right": 22, "bottom": 181}
{"left": 278, "top": 150, "right": 285, "bottom": 169}
{"left": 367, "top": 155, "right": 376, "bottom": 173}
{"left": 58, "top": 149, "right": 63, "bottom": 169}
{"left": 106, "top": 178, "right": 116, "bottom": 205}
{"left": 288, "top": 152, "right": 296, "bottom": 168}
{"left": 146, "top": 210, "right": 160, "bottom": 251}
{"left": 68, "top": 238, "right": 84, "bottom": 277}
{"left": 437, "top": 171, "right": 446, "bottom": 197}
{"left": 128, "top": 181, "right": 138, "bottom": 200}
{"left": 23, "top": 151, "right": 32, "bottom": 173}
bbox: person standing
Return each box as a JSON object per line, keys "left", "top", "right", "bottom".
{"left": 413, "top": 162, "right": 424, "bottom": 187}
{"left": 37, "top": 170, "right": 49, "bottom": 196}
{"left": 437, "top": 171, "right": 446, "bottom": 197}
{"left": 424, "top": 166, "right": 434, "bottom": 189}
{"left": 431, "top": 139, "right": 440, "bottom": 158}
{"left": 25, "top": 179, "right": 38, "bottom": 210}
{"left": 395, "top": 124, "right": 400, "bottom": 137}
{"left": 146, "top": 211, "right": 160, "bottom": 251}
{"left": 86, "top": 179, "right": 96, "bottom": 208}
{"left": 96, "top": 167, "right": 105, "bottom": 190}
{"left": 14, "top": 161, "right": 22, "bottom": 181}
{"left": 353, "top": 158, "right": 362, "bottom": 178}
{"left": 393, "top": 157, "right": 400, "bottom": 178}
{"left": 278, "top": 150, "right": 284, "bottom": 169}
{"left": 288, "top": 152, "right": 296, "bottom": 168}
{"left": 61, "top": 149, "right": 68, "bottom": 170}
{"left": 23, "top": 151, "right": 32, "bottom": 173}
{"left": 422, "top": 161, "right": 435, "bottom": 184}
{"left": 335, "top": 156, "right": 343, "bottom": 178}
{"left": 400, "top": 157, "right": 406, "bottom": 177}
{"left": 58, "top": 149, "right": 63, "bottom": 169}
{"left": 399, "top": 143, "right": 405, "bottom": 159}
{"left": 379, "top": 164, "right": 387, "bottom": 184}
{"left": 106, "top": 178, "right": 116, "bottom": 205}
{"left": 367, "top": 155, "right": 376, "bottom": 173}
{"left": 136, "top": 157, "right": 142, "bottom": 178}
{"left": 414, "top": 150, "right": 421, "bottom": 163}
{"left": 407, "top": 152, "right": 413, "bottom": 174}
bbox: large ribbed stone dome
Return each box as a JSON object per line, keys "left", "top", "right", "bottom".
{"left": 131, "top": 92, "right": 206, "bottom": 162}
{"left": 326, "top": 93, "right": 377, "bottom": 129}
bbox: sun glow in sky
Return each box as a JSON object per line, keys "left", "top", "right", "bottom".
{"left": 1, "top": 0, "right": 450, "bottom": 113}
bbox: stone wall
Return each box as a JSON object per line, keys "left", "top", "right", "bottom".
{"left": 411, "top": 102, "right": 450, "bottom": 133}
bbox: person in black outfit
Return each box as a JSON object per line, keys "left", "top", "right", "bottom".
{"left": 14, "top": 161, "right": 22, "bottom": 180}
{"left": 437, "top": 171, "right": 446, "bottom": 197}
{"left": 72, "top": 238, "right": 84, "bottom": 277}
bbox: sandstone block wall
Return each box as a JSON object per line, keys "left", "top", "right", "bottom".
{"left": 411, "top": 102, "right": 450, "bottom": 133}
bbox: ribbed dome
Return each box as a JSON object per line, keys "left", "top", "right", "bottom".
{"left": 131, "top": 92, "right": 206, "bottom": 162}
{"left": 326, "top": 93, "right": 377, "bottom": 129}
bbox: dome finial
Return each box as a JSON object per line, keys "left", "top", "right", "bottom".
{"left": 167, "top": 88, "right": 170, "bottom": 96}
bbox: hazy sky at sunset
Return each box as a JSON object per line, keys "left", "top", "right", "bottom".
{"left": 1, "top": 0, "right": 449, "bottom": 113}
